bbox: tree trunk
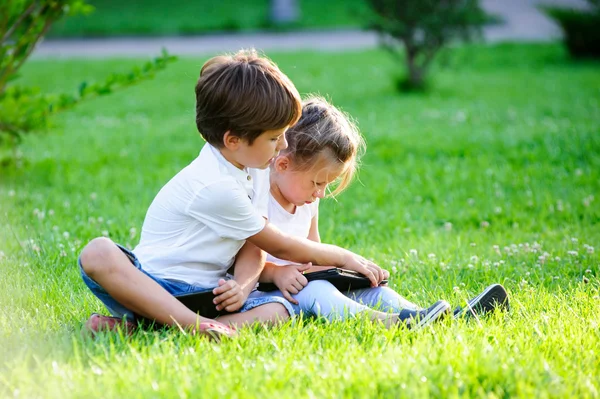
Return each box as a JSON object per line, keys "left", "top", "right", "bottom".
{"left": 404, "top": 44, "right": 425, "bottom": 90}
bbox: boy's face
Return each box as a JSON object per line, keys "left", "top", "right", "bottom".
{"left": 235, "top": 127, "right": 288, "bottom": 169}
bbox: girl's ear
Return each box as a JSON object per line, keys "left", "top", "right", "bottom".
{"left": 273, "top": 155, "right": 291, "bottom": 172}
{"left": 223, "top": 131, "right": 241, "bottom": 150}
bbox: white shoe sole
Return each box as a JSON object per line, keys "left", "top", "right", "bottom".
{"left": 409, "top": 300, "right": 451, "bottom": 330}
{"left": 454, "top": 284, "right": 509, "bottom": 319}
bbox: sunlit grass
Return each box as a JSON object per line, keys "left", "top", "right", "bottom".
{"left": 1, "top": 43, "right": 599, "bottom": 398}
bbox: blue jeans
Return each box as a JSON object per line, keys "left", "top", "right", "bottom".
{"left": 79, "top": 244, "right": 295, "bottom": 321}
{"left": 249, "top": 279, "right": 419, "bottom": 322}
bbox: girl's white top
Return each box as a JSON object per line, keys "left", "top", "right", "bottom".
{"left": 266, "top": 194, "right": 319, "bottom": 266}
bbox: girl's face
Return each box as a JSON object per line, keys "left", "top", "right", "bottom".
{"left": 272, "top": 153, "right": 347, "bottom": 208}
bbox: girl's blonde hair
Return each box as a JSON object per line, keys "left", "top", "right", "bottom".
{"left": 282, "top": 96, "right": 365, "bottom": 196}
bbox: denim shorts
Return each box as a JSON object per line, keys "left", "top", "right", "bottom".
{"left": 79, "top": 244, "right": 295, "bottom": 321}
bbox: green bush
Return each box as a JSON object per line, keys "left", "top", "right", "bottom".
{"left": 365, "top": 0, "right": 487, "bottom": 91}
{"left": 544, "top": 1, "right": 600, "bottom": 59}
{"left": 0, "top": 1, "right": 176, "bottom": 153}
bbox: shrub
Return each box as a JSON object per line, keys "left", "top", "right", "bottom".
{"left": 0, "top": 1, "right": 176, "bottom": 151}
{"left": 365, "top": 0, "right": 487, "bottom": 91}
{"left": 544, "top": 0, "right": 600, "bottom": 59}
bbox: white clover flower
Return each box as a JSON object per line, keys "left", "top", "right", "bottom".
{"left": 571, "top": 237, "right": 578, "bottom": 243}
{"left": 98, "top": 217, "right": 104, "bottom": 223}
{"left": 470, "top": 242, "right": 476, "bottom": 247}
{"left": 453, "top": 286, "right": 460, "bottom": 292}
{"left": 63, "top": 201, "right": 70, "bottom": 208}
{"left": 8, "top": 190, "right": 15, "bottom": 197}
{"left": 63, "top": 232, "right": 70, "bottom": 239}
{"left": 470, "top": 255, "right": 479, "bottom": 263}
{"left": 494, "top": 207, "right": 502, "bottom": 214}
{"left": 391, "top": 266, "right": 398, "bottom": 274}
{"left": 428, "top": 253, "right": 436, "bottom": 259}
{"left": 481, "top": 221, "right": 490, "bottom": 228}
{"left": 48, "top": 209, "right": 54, "bottom": 216}
{"left": 90, "top": 192, "right": 97, "bottom": 200}
{"left": 567, "top": 251, "right": 578, "bottom": 256}
{"left": 33, "top": 208, "right": 40, "bottom": 215}
{"left": 467, "top": 198, "right": 475, "bottom": 206}
{"left": 444, "top": 222, "right": 453, "bottom": 231}
{"left": 409, "top": 249, "right": 418, "bottom": 257}
{"left": 101, "top": 230, "right": 109, "bottom": 237}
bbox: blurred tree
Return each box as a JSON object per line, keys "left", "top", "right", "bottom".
{"left": 0, "top": 1, "right": 175, "bottom": 156}
{"left": 270, "top": 0, "right": 300, "bottom": 25}
{"left": 365, "top": 0, "right": 486, "bottom": 90}
{"left": 1, "top": 0, "right": 93, "bottom": 97}
{"left": 543, "top": 0, "right": 600, "bottom": 59}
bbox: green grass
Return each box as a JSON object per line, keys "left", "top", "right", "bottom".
{"left": 48, "top": 0, "right": 370, "bottom": 37}
{"left": 1, "top": 43, "right": 600, "bottom": 398}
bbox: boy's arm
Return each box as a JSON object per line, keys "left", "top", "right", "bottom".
{"left": 247, "top": 223, "right": 385, "bottom": 287}
{"left": 213, "top": 241, "right": 265, "bottom": 312}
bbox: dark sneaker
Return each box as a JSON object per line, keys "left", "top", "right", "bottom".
{"left": 454, "top": 284, "right": 509, "bottom": 319}
{"left": 83, "top": 313, "right": 136, "bottom": 337}
{"left": 399, "top": 300, "right": 452, "bottom": 330}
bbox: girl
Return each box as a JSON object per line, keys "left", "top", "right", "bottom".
{"left": 251, "top": 96, "right": 452, "bottom": 329}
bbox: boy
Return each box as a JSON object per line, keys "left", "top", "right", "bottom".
{"left": 79, "top": 49, "right": 387, "bottom": 338}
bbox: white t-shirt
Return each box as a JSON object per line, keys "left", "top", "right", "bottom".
{"left": 266, "top": 194, "right": 319, "bottom": 266}
{"left": 133, "top": 144, "right": 269, "bottom": 288}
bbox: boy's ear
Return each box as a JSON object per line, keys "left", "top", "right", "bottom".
{"left": 223, "top": 131, "right": 241, "bottom": 150}
{"left": 273, "top": 155, "right": 290, "bottom": 172}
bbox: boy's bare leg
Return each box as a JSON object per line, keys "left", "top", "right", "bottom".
{"left": 216, "top": 303, "right": 290, "bottom": 328}
{"left": 80, "top": 237, "right": 219, "bottom": 332}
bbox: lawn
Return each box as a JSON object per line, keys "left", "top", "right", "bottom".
{"left": 48, "top": 0, "right": 370, "bottom": 37}
{"left": 1, "top": 44, "right": 599, "bottom": 398}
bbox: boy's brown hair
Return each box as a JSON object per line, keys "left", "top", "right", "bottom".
{"left": 195, "top": 49, "right": 302, "bottom": 147}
